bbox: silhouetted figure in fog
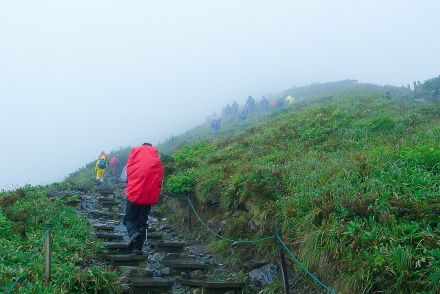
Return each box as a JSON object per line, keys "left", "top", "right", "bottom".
{"left": 272, "top": 96, "right": 286, "bottom": 108}
{"left": 231, "top": 101, "right": 239, "bottom": 115}
{"left": 259, "top": 96, "right": 270, "bottom": 111}
{"left": 109, "top": 156, "right": 120, "bottom": 177}
{"left": 222, "top": 104, "right": 232, "bottom": 117}
{"left": 244, "top": 96, "right": 256, "bottom": 116}
{"left": 211, "top": 118, "right": 221, "bottom": 133}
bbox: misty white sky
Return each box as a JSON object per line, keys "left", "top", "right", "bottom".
{"left": 1, "top": 0, "right": 439, "bottom": 190}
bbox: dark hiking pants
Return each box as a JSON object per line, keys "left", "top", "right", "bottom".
{"left": 123, "top": 199, "right": 151, "bottom": 250}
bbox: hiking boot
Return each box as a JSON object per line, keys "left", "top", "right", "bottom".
{"left": 127, "top": 232, "right": 141, "bottom": 249}
{"left": 133, "top": 248, "right": 143, "bottom": 256}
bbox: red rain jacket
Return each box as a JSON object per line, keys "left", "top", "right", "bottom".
{"left": 110, "top": 156, "right": 119, "bottom": 166}
{"left": 126, "top": 146, "right": 164, "bottom": 206}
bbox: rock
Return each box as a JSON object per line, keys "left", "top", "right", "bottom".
{"left": 151, "top": 253, "right": 163, "bottom": 262}
{"left": 181, "top": 272, "right": 189, "bottom": 279}
{"left": 232, "top": 210, "right": 241, "bottom": 217}
{"left": 248, "top": 219, "right": 258, "bottom": 233}
{"left": 161, "top": 267, "right": 170, "bottom": 276}
{"left": 118, "top": 266, "right": 153, "bottom": 278}
{"left": 189, "top": 270, "right": 205, "bottom": 279}
{"left": 249, "top": 264, "right": 278, "bottom": 287}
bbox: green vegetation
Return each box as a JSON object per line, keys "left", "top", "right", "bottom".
{"left": 415, "top": 76, "right": 440, "bottom": 101}
{"left": 0, "top": 187, "right": 121, "bottom": 293}
{"left": 164, "top": 92, "right": 440, "bottom": 293}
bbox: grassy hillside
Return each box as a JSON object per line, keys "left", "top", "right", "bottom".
{"left": 164, "top": 91, "right": 440, "bottom": 293}
{"left": 0, "top": 186, "right": 121, "bottom": 293}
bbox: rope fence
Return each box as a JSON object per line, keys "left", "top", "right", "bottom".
{"left": 163, "top": 193, "right": 336, "bottom": 294}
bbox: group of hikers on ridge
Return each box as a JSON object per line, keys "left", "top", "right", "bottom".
{"left": 95, "top": 143, "right": 165, "bottom": 255}
{"left": 211, "top": 95, "right": 296, "bottom": 132}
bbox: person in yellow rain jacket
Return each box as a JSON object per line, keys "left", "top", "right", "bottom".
{"left": 286, "top": 95, "right": 295, "bottom": 105}
{"left": 95, "top": 155, "right": 108, "bottom": 185}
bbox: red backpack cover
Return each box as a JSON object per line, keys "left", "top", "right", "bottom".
{"left": 126, "top": 146, "right": 164, "bottom": 205}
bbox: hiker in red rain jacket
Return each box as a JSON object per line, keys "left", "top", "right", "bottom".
{"left": 124, "top": 143, "right": 164, "bottom": 255}
{"left": 109, "top": 156, "right": 120, "bottom": 176}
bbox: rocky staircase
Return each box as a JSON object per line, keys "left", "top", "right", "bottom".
{"left": 81, "top": 184, "right": 245, "bottom": 294}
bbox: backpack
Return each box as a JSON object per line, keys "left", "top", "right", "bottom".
{"left": 98, "top": 159, "right": 107, "bottom": 169}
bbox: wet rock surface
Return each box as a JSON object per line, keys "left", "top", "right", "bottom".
{"left": 249, "top": 264, "right": 278, "bottom": 287}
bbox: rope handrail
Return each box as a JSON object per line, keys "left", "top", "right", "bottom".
{"left": 276, "top": 234, "right": 337, "bottom": 294}
{"left": 8, "top": 225, "right": 52, "bottom": 293}
{"left": 187, "top": 198, "right": 275, "bottom": 244}
{"left": 163, "top": 192, "right": 336, "bottom": 293}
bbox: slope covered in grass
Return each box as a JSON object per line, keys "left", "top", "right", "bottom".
{"left": 165, "top": 91, "right": 440, "bottom": 293}
{"left": 0, "top": 186, "right": 121, "bottom": 293}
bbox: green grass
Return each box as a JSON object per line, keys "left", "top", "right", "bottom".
{"left": 164, "top": 93, "right": 440, "bottom": 293}
{"left": 0, "top": 186, "right": 121, "bottom": 293}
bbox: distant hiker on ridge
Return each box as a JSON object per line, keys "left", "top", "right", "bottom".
{"left": 95, "top": 153, "right": 108, "bottom": 185}
{"left": 124, "top": 143, "right": 164, "bottom": 255}
{"left": 109, "top": 156, "right": 120, "bottom": 177}
{"left": 211, "top": 118, "right": 221, "bottom": 133}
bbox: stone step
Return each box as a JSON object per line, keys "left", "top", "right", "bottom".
{"left": 129, "top": 277, "right": 173, "bottom": 294}
{"left": 149, "top": 241, "right": 186, "bottom": 252}
{"left": 90, "top": 210, "right": 113, "bottom": 219}
{"left": 163, "top": 253, "right": 190, "bottom": 260}
{"left": 177, "top": 278, "right": 244, "bottom": 294}
{"left": 147, "top": 232, "right": 163, "bottom": 240}
{"left": 106, "top": 254, "right": 147, "bottom": 267}
{"left": 95, "top": 189, "right": 115, "bottom": 196}
{"left": 100, "top": 206, "right": 121, "bottom": 214}
{"left": 93, "top": 224, "right": 115, "bottom": 232}
{"left": 97, "top": 193, "right": 115, "bottom": 199}
{"left": 98, "top": 203, "right": 121, "bottom": 212}
{"left": 97, "top": 198, "right": 119, "bottom": 205}
{"left": 162, "top": 260, "right": 209, "bottom": 271}
{"left": 95, "top": 232, "right": 124, "bottom": 241}
{"left": 104, "top": 242, "right": 132, "bottom": 254}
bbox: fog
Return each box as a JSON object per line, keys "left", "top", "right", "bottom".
{"left": 0, "top": 0, "right": 439, "bottom": 190}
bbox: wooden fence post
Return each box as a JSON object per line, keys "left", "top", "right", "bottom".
{"left": 187, "top": 195, "right": 193, "bottom": 231}
{"left": 277, "top": 229, "right": 290, "bottom": 294}
{"left": 45, "top": 223, "right": 52, "bottom": 287}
